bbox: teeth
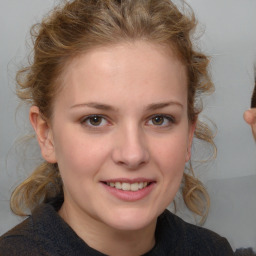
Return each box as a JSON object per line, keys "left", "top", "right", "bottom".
{"left": 122, "top": 183, "right": 130, "bottom": 191}
{"left": 107, "top": 181, "right": 149, "bottom": 191}
{"left": 115, "top": 182, "right": 122, "bottom": 189}
{"left": 131, "top": 183, "right": 138, "bottom": 191}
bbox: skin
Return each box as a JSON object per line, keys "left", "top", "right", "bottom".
{"left": 30, "top": 41, "right": 196, "bottom": 256}
{"left": 243, "top": 108, "right": 256, "bottom": 140}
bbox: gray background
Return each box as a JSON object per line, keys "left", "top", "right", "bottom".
{"left": 1, "top": 0, "right": 256, "bottom": 251}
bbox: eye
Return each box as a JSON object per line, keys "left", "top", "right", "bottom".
{"left": 81, "top": 115, "right": 108, "bottom": 127}
{"left": 147, "top": 114, "right": 175, "bottom": 127}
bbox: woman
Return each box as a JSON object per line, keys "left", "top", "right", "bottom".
{"left": 0, "top": 0, "right": 234, "bottom": 255}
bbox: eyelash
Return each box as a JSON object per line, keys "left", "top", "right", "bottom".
{"left": 146, "top": 114, "right": 175, "bottom": 127}
{"left": 80, "top": 115, "right": 109, "bottom": 128}
{"left": 80, "top": 114, "right": 175, "bottom": 129}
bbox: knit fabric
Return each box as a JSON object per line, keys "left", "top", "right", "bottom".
{"left": 0, "top": 203, "right": 234, "bottom": 256}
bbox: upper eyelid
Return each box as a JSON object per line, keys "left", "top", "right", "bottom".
{"left": 79, "top": 113, "right": 175, "bottom": 125}
{"left": 147, "top": 114, "right": 175, "bottom": 121}
{"left": 81, "top": 114, "right": 108, "bottom": 122}
{"left": 145, "top": 114, "right": 176, "bottom": 128}
{"left": 80, "top": 115, "right": 111, "bottom": 128}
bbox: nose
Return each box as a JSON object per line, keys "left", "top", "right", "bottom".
{"left": 111, "top": 125, "right": 150, "bottom": 170}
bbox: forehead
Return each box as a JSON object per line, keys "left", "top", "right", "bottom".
{"left": 55, "top": 41, "right": 188, "bottom": 109}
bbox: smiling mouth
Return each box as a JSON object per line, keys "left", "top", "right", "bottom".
{"left": 103, "top": 181, "right": 153, "bottom": 192}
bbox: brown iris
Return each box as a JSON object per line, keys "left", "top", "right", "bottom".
{"left": 89, "top": 116, "right": 102, "bottom": 126}
{"left": 152, "top": 116, "right": 164, "bottom": 125}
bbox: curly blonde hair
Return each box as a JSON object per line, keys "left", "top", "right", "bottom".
{"left": 11, "top": 0, "right": 215, "bottom": 223}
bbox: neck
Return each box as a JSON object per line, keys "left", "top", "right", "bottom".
{"left": 90, "top": 226, "right": 156, "bottom": 256}
{"left": 59, "top": 203, "right": 156, "bottom": 256}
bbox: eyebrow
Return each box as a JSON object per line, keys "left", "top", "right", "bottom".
{"left": 70, "top": 102, "right": 117, "bottom": 111}
{"left": 145, "top": 101, "right": 183, "bottom": 111}
{"left": 70, "top": 101, "right": 183, "bottom": 111}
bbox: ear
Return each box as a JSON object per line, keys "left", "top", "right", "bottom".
{"left": 243, "top": 109, "right": 256, "bottom": 140}
{"left": 29, "top": 106, "right": 57, "bottom": 163}
{"left": 185, "top": 120, "right": 197, "bottom": 162}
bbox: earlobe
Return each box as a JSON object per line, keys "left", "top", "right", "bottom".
{"left": 29, "top": 106, "right": 57, "bottom": 163}
{"left": 185, "top": 121, "right": 196, "bottom": 162}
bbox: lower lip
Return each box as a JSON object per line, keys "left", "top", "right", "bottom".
{"left": 102, "top": 182, "right": 155, "bottom": 202}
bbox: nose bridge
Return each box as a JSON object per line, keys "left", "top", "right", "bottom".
{"left": 112, "top": 121, "right": 149, "bottom": 169}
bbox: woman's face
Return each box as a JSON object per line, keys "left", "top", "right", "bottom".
{"left": 39, "top": 41, "right": 195, "bottom": 232}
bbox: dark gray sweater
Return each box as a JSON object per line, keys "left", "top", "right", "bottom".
{"left": 0, "top": 203, "right": 234, "bottom": 255}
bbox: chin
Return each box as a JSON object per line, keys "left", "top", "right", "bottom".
{"left": 104, "top": 208, "right": 159, "bottom": 231}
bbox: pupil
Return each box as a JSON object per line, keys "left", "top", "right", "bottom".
{"left": 153, "top": 116, "right": 163, "bottom": 125}
{"left": 90, "top": 116, "right": 102, "bottom": 126}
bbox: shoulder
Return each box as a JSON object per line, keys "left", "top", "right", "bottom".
{"left": 0, "top": 204, "right": 60, "bottom": 256}
{"left": 0, "top": 203, "right": 92, "bottom": 256}
{"left": 0, "top": 217, "right": 41, "bottom": 256}
{"left": 159, "top": 210, "right": 234, "bottom": 256}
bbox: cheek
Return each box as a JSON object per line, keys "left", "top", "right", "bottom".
{"left": 151, "top": 132, "right": 189, "bottom": 193}
{"left": 152, "top": 133, "right": 189, "bottom": 170}
{"left": 53, "top": 132, "right": 111, "bottom": 177}
{"left": 151, "top": 135, "right": 188, "bottom": 207}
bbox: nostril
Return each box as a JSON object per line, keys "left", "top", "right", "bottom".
{"left": 111, "top": 136, "right": 150, "bottom": 168}
{"left": 115, "top": 159, "right": 147, "bottom": 170}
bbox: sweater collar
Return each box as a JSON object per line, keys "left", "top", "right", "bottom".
{"left": 32, "top": 203, "right": 177, "bottom": 255}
